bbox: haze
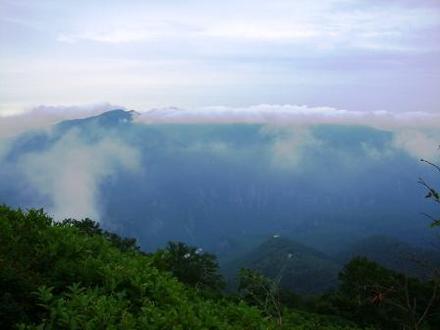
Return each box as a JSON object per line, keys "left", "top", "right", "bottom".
{"left": 1, "top": 0, "right": 439, "bottom": 115}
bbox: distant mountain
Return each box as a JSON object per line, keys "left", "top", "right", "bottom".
{"left": 55, "top": 109, "right": 138, "bottom": 131}
{"left": 222, "top": 236, "right": 341, "bottom": 294}
{"left": 221, "top": 235, "right": 440, "bottom": 295}
{"left": 336, "top": 235, "right": 440, "bottom": 279}
{"left": 0, "top": 109, "right": 437, "bottom": 258}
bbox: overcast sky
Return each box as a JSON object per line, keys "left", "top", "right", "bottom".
{"left": 1, "top": 0, "right": 439, "bottom": 115}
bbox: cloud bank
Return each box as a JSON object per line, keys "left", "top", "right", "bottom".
{"left": 2, "top": 103, "right": 439, "bottom": 163}
{"left": 136, "top": 104, "right": 440, "bottom": 162}
{"left": 137, "top": 104, "right": 440, "bottom": 128}
{"left": 1, "top": 103, "right": 439, "bottom": 222}
{"left": 17, "top": 130, "right": 140, "bottom": 221}
{"left": 0, "top": 103, "right": 124, "bottom": 139}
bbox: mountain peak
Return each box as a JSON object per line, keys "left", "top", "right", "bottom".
{"left": 56, "top": 109, "right": 136, "bottom": 131}
{"left": 91, "top": 109, "right": 135, "bottom": 122}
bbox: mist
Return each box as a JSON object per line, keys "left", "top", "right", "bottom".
{"left": 19, "top": 131, "right": 140, "bottom": 221}
{"left": 0, "top": 103, "right": 123, "bottom": 139}
{"left": 1, "top": 104, "right": 439, "bottom": 225}
{"left": 0, "top": 103, "right": 438, "bottom": 257}
{"left": 2, "top": 0, "right": 439, "bottom": 326}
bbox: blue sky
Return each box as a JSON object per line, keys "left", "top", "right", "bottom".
{"left": 1, "top": 0, "right": 439, "bottom": 115}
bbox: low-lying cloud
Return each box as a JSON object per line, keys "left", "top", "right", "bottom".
{"left": 137, "top": 105, "right": 440, "bottom": 129}
{"left": 18, "top": 130, "right": 140, "bottom": 221}
{"left": 392, "top": 129, "right": 440, "bottom": 161}
{"left": 137, "top": 104, "right": 440, "bottom": 161}
{"left": 0, "top": 102, "right": 123, "bottom": 139}
{"left": 1, "top": 103, "right": 439, "bottom": 222}
{"left": 261, "top": 125, "right": 323, "bottom": 169}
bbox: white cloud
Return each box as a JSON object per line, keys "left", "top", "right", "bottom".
{"left": 136, "top": 104, "right": 440, "bottom": 128}
{"left": 0, "top": 103, "right": 122, "bottom": 138}
{"left": 137, "top": 104, "right": 440, "bottom": 165}
{"left": 261, "top": 126, "right": 322, "bottom": 169}
{"left": 360, "top": 142, "right": 393, "bottom": 161}
{"left": 57, "top": 25, "right": 171, "bottom": 44}
{"left": 19, "top": 130, "right": 141, "bottom": 221}
{"left": 1, "top": 0, "right": 439, "bottom": 112}
{"left": 53, "top": 1, "right": 439, "bottom": 51}
{"left": 392, "top": 129, "right": 440, "bottom": 161}
{"left": 3, "top": 103, "right": 440, "bottom": 176}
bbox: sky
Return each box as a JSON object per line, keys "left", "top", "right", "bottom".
{"left": 1, "top": 0, "right": 439, "bottom": 115}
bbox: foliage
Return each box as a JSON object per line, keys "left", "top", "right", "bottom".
{"left": 0, "top": 205, "right": 269, "bottom": 329}
{"left": 62, "top": 218, "right": 140, "bottom": 252}
{"left": 0, "top": 204, "right": 363, "bottom": 329}
{"left": 223, "top": 236, "right": 340, "bottom": 294}
{"left": 237, "top": 268, "right": 362, "bottom": 329}
{"left": 151, "top": 241, "right": 225, "bottom": 293}
{"left": 336, "top": 235, "right": 440, "bottom": 280}
{"left": 316, "top": 257, "right": 440, "bottom": 329}
{"left": 419, "top": 159, "right": 440, "bottom": 227}
{"left": 238, "top": 268, "right": 283, "bottom": 324}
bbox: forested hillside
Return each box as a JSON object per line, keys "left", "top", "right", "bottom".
{"left": 222, "top": 237, "right": 340, "bottom": 294}
{"left": 336, "top": 235, "right": 440, "bottom": 279}
{"left": 1, "top": 205, "right": 439, "bottom": 329}
{"left": 0, "top": 205, "right": 361, "bottom": 329}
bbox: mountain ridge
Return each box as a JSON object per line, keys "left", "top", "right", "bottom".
{"left": 222, "top": 236, "right": 341, "bottom": 294}
{"left": 55, "top": 109, "right": 138, "bottom": 131}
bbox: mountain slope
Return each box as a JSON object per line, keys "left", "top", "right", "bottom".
{"left": 55, "top": 109, "right": 137, "bottom": 131}
{"left": 336, "top": 235, "right": 440, "bottom": 279}
{"left": 0, "top": 204, "right": 362, "bottom": 329}
{"left": 0, "top": 109, "right": 437, "bottom": 255}
{"left": 222, "top": 236, "right": 341, "bottom": 294}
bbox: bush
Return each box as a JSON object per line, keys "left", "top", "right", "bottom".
{"left": 152, "top": 241, "right": 225, "bottom": 294}
{"left": 0, "top": 205, "right": 363, "bottom": 329}
{"left": 0, "top": 205, "right": 269, "bottom": 329}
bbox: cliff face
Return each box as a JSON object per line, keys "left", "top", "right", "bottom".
{"left": 0, "top": 111, "right": 436, "bottom": 255}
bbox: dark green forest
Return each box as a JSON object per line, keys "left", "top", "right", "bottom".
{"left": 1, "top": 205, "right": 439, "bottom": 329}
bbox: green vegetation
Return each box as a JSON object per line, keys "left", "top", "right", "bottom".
{"left": 336, "top": 235, "right": 440, "bottom": 279}
{"left": 0, "top": 205, "right": 363, "bottom": 329}
{"left": 223, "top": 237, "right": 340, "bottom": 294}
{"left": 1, "top": 203, "right": 439, "bottom": 329}
{"left": 318, "top": 257, "right": 440, "bottom": 329}
{"left": 152, "top": 241, "right": 225, "bottom": 294}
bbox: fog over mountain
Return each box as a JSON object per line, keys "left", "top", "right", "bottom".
{"left": 1, "top": 105, "right": 438, "bottom": 259}
{"left": 2, "top": 1, "right": 439, "bottom": 327}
